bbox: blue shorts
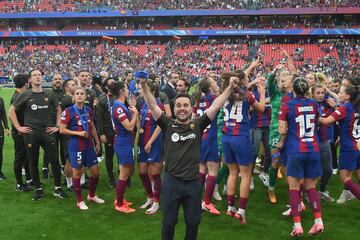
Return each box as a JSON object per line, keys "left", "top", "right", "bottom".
{"left": 222, "top": 135, "right": 254, "bottom": 166}
{"left": 138, "top": 144, "right": 162, "bottom": 163}
{"left": 69, "top": 149, "right": 98, "bottom": 169}
{"left": 281, "top": 147, "right": 288, "bottom": 166}
{"left": 287, "top": 152, "right": 322, "bottom": 179}
{"left": 200, "top": 138, "right": 219, "bottom": 163}
{"left": 339, "top": 151, "right": 360, "bottom": 171}
{"left": 114, "top": 144, "right": 134, "bottom": 165}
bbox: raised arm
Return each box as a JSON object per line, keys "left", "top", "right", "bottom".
{"left": 140, "top": 80, "right": 162, "bottom": 121}
{"left": 206, "top": 77, "right": 237, "bottom": 120}
{"left": 245, "top": 58, "right": 260, "bottom": 77}
{"left": 281, "top": 49, "right": 296, "bottom": 75}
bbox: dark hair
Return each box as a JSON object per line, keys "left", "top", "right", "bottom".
{"left": 145, "top": 80, "right": 160, "bottom": 98}
{"left": 194, "top": 76, "right": 213, "bottom": 106}
{"left": 13, "top": 74, "right": 29, "bottom": 88}
{"left": 28, "top": 69, "right": 44, "bottom": 77}
{"left": 221, "top": 70, "right": 246, "bottom": 101}
{"left": 62, "top": 78, "right": 75, "bottom": 90}
{"left": 148, "top": 72, "right": 157, "bottom": 81}
{"left": 332, "top": 78, "right": 341, "bottom": 85}
{"left": 293, "top": 77, "right": 309, "bottom": 96}
{"left": 311, "top": 84, "right": 325, "bottom": 94}
{"left": 345, "top": 77, "right": 360, "bottom": 87}
{"left": 78, "top": 70, "right": 89, "bottom": 76}
{"left": 109, "top": 81, "right": 126, "bottom": 97}
{"left": 344, "top": 84, "right": 360, "bottom": 113}
{"left": 101, "top": 77, "right": 116, "bottom": 93}
{"left": 174, "top": 93, "right": 192, "bottom": 105}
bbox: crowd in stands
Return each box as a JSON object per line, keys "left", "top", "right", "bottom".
{"left": 0, "top": 15, "right": 358, "bottom": 31}
{"left": 0, "top": 38, "right": 358, "bottom": 82}
{"left": 0, "top": 0, "right": 359, "bottom": 13}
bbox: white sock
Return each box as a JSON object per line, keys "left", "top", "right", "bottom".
{"left": 294, "top": 222, "right": 302, "bottom": 228}
{"left": 66, "top": 177, "right": 73, "bottom": 188}
{"left": 315, "top": 218, "right": 323, "bottom": 224}
{"left": 80, "top": 173, "right": 85, "bottom": 185}
{"left": 151, "top": 181, "right": 155, "bottom": 193}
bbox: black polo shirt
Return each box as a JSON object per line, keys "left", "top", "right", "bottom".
{"left": 156, "top": 113, "right": 211, "bottom": 180}
{"left": 13, "top": 89, "right": 59, "bottom": 130}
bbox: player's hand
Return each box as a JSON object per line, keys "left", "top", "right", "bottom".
{"left": 144, "top": 142, "right": 152, "bottom": 154}
{"left": 128, "top": 106, "right": 138, "bottom": 115}
{"left": 100, "top": 134, "right": 107, "bottom": 143}
{"left": 46, "top": 127, "right": 59, "bottom": 135}
{"left": 229, "top": 77, "right": 239, "bottom": 89}
{"left": 128, "top": 94, "right": 137, "bottom": 107}
{"left": 257, "top": 84, "right": 266, "bottom": 96}
{"left": 327, "top": 98, "right": 337, "bottom": 108}
{"left": 274, "top": 64, "right": 284, "bottom": 71}
{"left": 251, "top": 58, "right": 260, "bottom": 68}
{"left": 5, "top": 129, "right": 10, "bottom": 136}
{"left": 78, "top": 131, "right": 89, "bottom": 138}
{"left": 95, "top": 142, "right": 101, "bottom": 154}
{"left": 276, "top": 141, "right": 284, "bottom": 150}
{"left": 93, "top": 98, "right": 99, "bottom": 108}
{"left": 17, "top": 126, "right": 32, "bottom": 135}
{"left": 281, "top": 48, "right": 290, "bottom": 58}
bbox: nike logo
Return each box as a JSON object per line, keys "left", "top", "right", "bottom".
{"left": 171, "top": 124, "right": 178, "bottom": 128}
{"left": 29, "top": 99, "right": 34, "bottom": 102}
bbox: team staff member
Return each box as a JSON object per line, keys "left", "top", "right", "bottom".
{"left": 141, "top": 75, "right": 238, "bottom": 240}
{"left": 60, "top": 87, "right": 104, "bottom": 210}
{"left": 0, "top": 94, "right": 10, "bottom": 180}
{"left": 43, "top": 73, "right": 66, "bottom": 178}
{"left": 97, "top": 77, "right": 117, "bottom": 187}
{"left": 279, "top": 78, "right": 324, "bottom": 237}
{"left": 10, "top": 74, "right": 32, "bottom": 191}
{"left": 9, "top": 69, "right": 67, "bottom": 201}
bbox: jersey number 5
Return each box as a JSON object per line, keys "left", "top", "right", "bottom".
{"left": 295, "top": 114, "right": 315, "bottom": 141}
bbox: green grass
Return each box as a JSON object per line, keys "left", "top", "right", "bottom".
{"left": 0, "top": 87, "right": 359, "bottom": 240}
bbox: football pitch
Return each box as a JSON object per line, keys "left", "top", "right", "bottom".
{"left": 0, "top": 87, "right": 359, "bottom": 240}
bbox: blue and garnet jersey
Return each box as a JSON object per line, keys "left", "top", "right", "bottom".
{"left": 281, "top": 92, "right": 295, "bottom": 104}
{"left": 193, "top": 93, "right": 218, "bottom": 140}
{"left": 222, "top": 91, "right": 256, "bottom": 136}
{"left": 249, "top": 89, "right": 271, "bottom": 129}
{"left": 317, "top": 100, "right": 334, "bottom": 143}
{"left": 112, "top": 100, "right": 133, "bottom": 146}
{"left": 138, "top": 99, "right": 165, "bottom": 147}
{"left": 331, "top": 102, "right": 360, "bottom": 152}
{"left": 279, "top": 97, "right": 320, "bottom": 153}
{"left": 61, "top": 106, "right": 94, "bottom": 151}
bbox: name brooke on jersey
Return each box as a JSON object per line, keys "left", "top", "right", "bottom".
{"left": 171, "top": 133, "right": 196, "bottom": 142}
{"left": 297, "top": 106, "right": 314, "bottom": 112}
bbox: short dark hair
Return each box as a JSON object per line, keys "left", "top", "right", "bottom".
{"left": 13, "top": 74, "right": 29, "bottom": 88}
{"left": 178, "top": 78, "right": 191, "bottom": 91}
{"left": 28, "top": 69, "right": 44, "bottom": 77}
{"left": 174, "top": 93, "right": 192, "bottom": 105}
{"left": 78, "top": 70, "right": 89, "bottom": 76}
{"left": 62, "top": 78, "right": 75, "bottom": 90}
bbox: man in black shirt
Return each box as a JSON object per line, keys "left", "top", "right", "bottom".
{"left": 140, "top": 76, "right": 238, "bottom": 240}
{"left": 10, "top": 74, "right": 32, "bottom": 191}
{"left": 9, "top": 69, "right": 67, "bottom": 201}
{"left": 97, "top": 77, "right": 116, "bottom": 187}
{"left": 43, "top": 73, "right": 66, "bottom": 178}
{"left": 0, "top": 94, "right": 10, "bottom": 180}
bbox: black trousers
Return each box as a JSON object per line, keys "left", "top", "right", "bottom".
{"left": 23, "top": 129, "right": 61, "bottom": 189}
{"left": 161, "top": 173, "right": 202, "bottom": 240}
{"left": 104, "top": 133, "right": 115, "bottom": 182}
{"left": 0, "top": 129, "right": 3, "bottom": 173}
{"left": 43, "top": 133, "right": 65, "bottom": 169}
{"left": 12, "top": 132, "right": 31, "bottom": 184}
